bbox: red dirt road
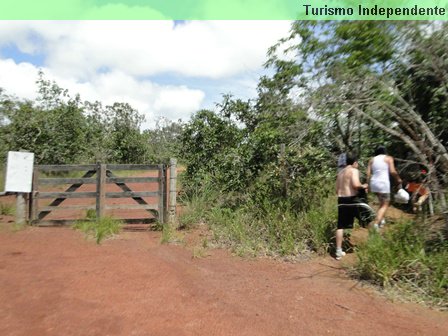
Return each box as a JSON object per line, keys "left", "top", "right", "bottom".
{"left": 0, "top": 222, "right": 447, "bottom": 336}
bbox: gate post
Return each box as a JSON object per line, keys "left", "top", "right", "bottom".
{"left": 29, "top": 166, "right": 39, "bottom": 224}
{"left": 158, "top": 164, "right": 166, "bottom": 224}
{"left": 15, "top": 193, "right": 26, "bottom": 225}
{"left": 96, "top": 163, "right": 106, "bottom": 219}
{"left": 168, "top": 158, "right": 177, "bottom": 224}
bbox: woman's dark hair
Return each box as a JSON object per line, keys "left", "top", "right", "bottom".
{"left": 346, "top": 152, "right": 358, "bottom": 165}
{"left": 374, "top": 145, "right": 387, "bottom": 156}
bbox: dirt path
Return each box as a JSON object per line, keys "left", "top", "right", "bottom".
{"left": 0, "top": 220, "right": 447, "bottom": 336}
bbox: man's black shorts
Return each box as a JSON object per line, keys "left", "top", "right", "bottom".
{"left": 337, "top": 194, "right": 376, "bottom": 229}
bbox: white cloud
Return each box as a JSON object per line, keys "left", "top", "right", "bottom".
{"left": 0, "top": 58, "right": 39, "bottom": 99}
{"left": 0, "top": 20, "right": 293, "bottom": 128}
{"left": 77, "top": 71, "right": 205, "bottom": 128}
{"left": 0, "top": 59, "right": 204, "bottom": 129}
{"left": 0, "top": 21, "right": 291, "bottom": 80}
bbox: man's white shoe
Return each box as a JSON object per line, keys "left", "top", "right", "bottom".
{"left": 335, "top": 250, "right": 346, "bottom": 260}
{"left": 379, "top": 219, "right": 386, "bottom": 228}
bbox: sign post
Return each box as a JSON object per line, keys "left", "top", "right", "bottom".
{"left": 4, "top": 151, "right": 34, "bottom": 224}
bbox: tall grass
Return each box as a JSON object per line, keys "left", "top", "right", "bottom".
{"left": 0, "top": 168, "right": 4, "bottom": 191}
{"left": 73, "top": 217, "right": 122, "bottom": 244}
{"left": 353, "top": 220, "right": 448, "bottom": 309}
{"left": 220, "top": 198, "right": 335, "bottom": 257}
{"left": 178, "top": 180, "right": 337, "bottom": 258}
{"left": 0, "top": 203, "right": 15, "bottom": 216}
{"left": 160, "top": 223, "right": 184, "bottom": 244}
{"left": 299, "top": 196, "right": 337, "bottom": 255}
{"left": 177, "top": 179, "right": 221, "bottom": 230}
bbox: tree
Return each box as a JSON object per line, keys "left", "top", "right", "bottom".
{"left": 266, "top": 21, "right": 400, "bottom": 155}
{"left": 1, "top": 77, "right": 88, "bottom": 165}
{"left": 179, "top": 109, "right": 244, "bottom": 191}
{"left": 83, "top": 100, "right": 113, "bottom": 162}
{"left": 269, "top": 21, "right": 448, "bottom": 230}
{"left": 144, "top": 117, "right": 183, "bottom": 162}
{"left": 107, "top": 102, "right": 148, "bottom": 164}
{"left": 396, "top": 23, "right": 448, "bottom": 147}
{"left": 0, "top": 73, "right": 152, "bottom": 165}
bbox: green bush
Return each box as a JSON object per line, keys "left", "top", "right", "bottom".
{"left": 353, "top": 220, "right": 448, "bottom": 308}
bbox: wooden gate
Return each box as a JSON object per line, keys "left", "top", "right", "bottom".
{"left": 29, "top": 163, "right": 170, "bottom": 226}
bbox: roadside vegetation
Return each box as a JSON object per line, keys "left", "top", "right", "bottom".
{"left": 0, "top": 202, "right": 15, "bottom": 216}
{"left": 353, "top": 219, "right": 448, "bottom": 309}
{"left": 73, "top": 217, "right": 122, "bottom": 244}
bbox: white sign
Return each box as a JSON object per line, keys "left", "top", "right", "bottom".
{"left": 4, "top": 151, "right": 34, "bottom": 193}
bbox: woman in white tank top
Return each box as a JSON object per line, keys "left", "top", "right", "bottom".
{"left": 367, "top": 146, "right": 402, "bottom": 230}
{"left": 370, "top": 154, "right": 390, "bottom": 193}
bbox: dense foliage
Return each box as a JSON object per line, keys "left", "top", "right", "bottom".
{"left": 0, "top": 73, "right": 181, "bottom": 165}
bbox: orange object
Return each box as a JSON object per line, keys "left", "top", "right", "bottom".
{"left": 406, "top": 182, "right": 429, "bottom": 196}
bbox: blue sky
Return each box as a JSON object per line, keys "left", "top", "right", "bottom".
{"left": 1, "top": 44, "right": 45, "bottom": 66}
{"left": 0, "top": 21, "right": 294, "bottom": 129}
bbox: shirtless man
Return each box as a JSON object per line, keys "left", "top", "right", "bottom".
{"left": 335, "top": 152, "right": 368, "bottom": 260}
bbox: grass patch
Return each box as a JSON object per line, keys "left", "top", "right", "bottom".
{"left": 11, "top": 222, "right": 27, "bottom": 232}
{"left": 161, "top": 223, "right": 174, "bottom": 244}
{"left": 352, "top": 219, "right": 448, "bottom": 309}
{"left": 0, "top": 203, "right": 15, "bottom": 216}
{"left": 85, "top": 208, "right": 97, "bottom": 220}
{"left": 208, "top": 199, "right": 336, "bottom": 258}
{"left": 299, "top": 196, "right": 337, "bottom": 255}
{"left": 0, "top": 168, "right": 4, "bottom": 191}
{"left": 177, "top": 180, "right": 221, "bottom": 230}
{"left": 160, "top": 223, "right": 184, "bottom": 244}
{"left": 73, "top": 217, "right": 122, "bottom": 244}
{"left": 178, "top": 188, "right": 337, "bottom": 259}
{"left": 192, "top": 245, "right": 209, "bottom": 258}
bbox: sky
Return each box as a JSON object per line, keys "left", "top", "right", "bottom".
{"left": 0, "top": 21, "right": 295, "bottom": 129}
